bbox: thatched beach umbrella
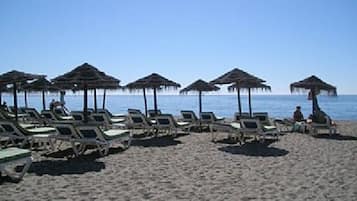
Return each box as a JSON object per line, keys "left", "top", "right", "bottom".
{"left": 52, "top": 63, "right": 120, "bottom": 122}
{"left": 180, "top": 79, "right": 219, "bottom": 113}
{"left": 210, "top": 68, "right": 266, "bottom": 116}
{"left": 290, "top": 75, "right": 337, "bottom": 114}
{"left": 22, "top": 77, "right": 59, "bottom": 111}
{"left": 228, "top": 82, "right": 271, "bottom": 116}
{"left": 125, "top": 73, "right": 180, "bottom": 116}
{"left": 0, "top": 70, "right": 44, "bottom": 121}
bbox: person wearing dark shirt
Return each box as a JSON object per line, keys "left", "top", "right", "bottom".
{"left": 293, "top": 106, "right": 305, "bottom": 132}
{"left": 293, "top": 106, "right": 304, "bottom": 122}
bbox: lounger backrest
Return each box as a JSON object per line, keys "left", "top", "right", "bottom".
{"left": 234, "top": 112, "right": 250, "bottom": 121}
{"left": 53, "top": 123, "right": 80, "bottom": 139}
{"left": 253, "top": 112, "right": 270, "bottom": 125}
{"left": 128, "top": 108, "right": 142, "bottom": 115}
{"left": 0, "top": 120, "right": 27, "bottom": 137}
{"left": 181, "top": 110, "right": 198, "bottom": 122}
{"left": 148, "top": 109, "right": 161, "bottom": 118}
{"left": 200, "top": 112, "right": 216, "bottom": 123}
{"left": 128, "top": 113, "right": 149, "bottom": 125}
{"left": 70, "top": 112, "right": 85, "bottom": 121}
{"left": 96, "top": 108, "right": 115, "bottom": 118}
{"left": 90, "top": 113, "right": 111, "bottom": 128}
{"left": 155, "top": 114, "right": 175, "bottom": 127}
{"left": 240, "top": 119, "right": 263, "bottom": 133}
{"left": 24, "top": 108, "right": 42, "bottom": 120}
{"left": 0, "top": 109, "right": 13, "bottom": 120}
{"left": 76, "top": 126, "right": 105, "bottom": 141}
{"left": 41, "top": 110, "right": 57, "bottom": 121}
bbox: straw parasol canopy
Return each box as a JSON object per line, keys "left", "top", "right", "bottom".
{"left": 210, "top": 68, "right": 267, "bottom": 116}
{"left": 52, "top": 63, "right": 120, "bottom": 122}
{"left": 125, "top": 73, "right": 181, "bottom": 116}
{"left": 290, "top": 75, "right": 337, "bottom": 114}
{"left": 0, "top": 70, "right": 45, "bottom": 120}
{"left": 180, "top": 79, "right": 219, "bottom": 113}
{"left": 22, "top": 77, "right": 60, "bottom": 111}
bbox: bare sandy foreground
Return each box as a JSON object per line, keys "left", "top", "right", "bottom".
{"left": 1, "top": 121, "right": 356, "bottom": 201}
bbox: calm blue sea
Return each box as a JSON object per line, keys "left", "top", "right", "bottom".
{"left": 2, "top": 94, "right": 357, "bottom": 120}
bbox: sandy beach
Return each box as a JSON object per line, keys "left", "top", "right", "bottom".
{"left": 1, "top": 120, "right": 356, "bottom": 201}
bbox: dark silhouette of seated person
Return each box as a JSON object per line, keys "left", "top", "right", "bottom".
{"left": 292, "top": 106, "right": 306, "bottom": 132}
{"left": 293, "top": 106, "right": 304, "bottom": 122}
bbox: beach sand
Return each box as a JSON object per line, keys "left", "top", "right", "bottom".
{"left": 1, "top": 121, "right": 356, "bottom": 201}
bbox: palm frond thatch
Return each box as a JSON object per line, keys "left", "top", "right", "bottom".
{"left": 52, "top": 63, "right": 120, "bottom": 89}
{"left": 125, "top": 73, "right": 180, "bottom": 91}
{"left": 0, "top": 70, "right": 45, "bottom": 84}
{"left": 290, "top": 75, "right": 337, "bottom": 96}
{"left": 180, "top": 79, "right": 219, "bottom": 94}
{"left": 210, "top": 68, "right": 265, "bottom": 85}
{"left": 228, "top": 82, "right": 271, "bottom": 92}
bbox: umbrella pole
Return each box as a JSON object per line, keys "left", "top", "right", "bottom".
{"left": 237, "top": 86, "right": 242, "bottom": 115}
{"left": 0, "top": 91, "right": 2, "bottom": 104}
{"left": 248, "top": 88, "right": 252, "bottom": 117}
{"left": 84, "top": 84, "right": 88, "bottom": 122}
{"left": 153, "top": 88, "right": 158, "bottom": 115}
{"left": 102, "top": 89, "right": 106, "bottom": 109}
{"left": 24, "top": 90, "right": 28, "bottom": 108}
{"left": 199, "top": 91, "right": 202, "bottom": 113}
{"left": 311, "top": 89, "right": 320, "bottom": 114}
{"left": 143, "top": 88, "right": 148, "bottom": 117}
{"left": 13, "top": 83, "right": 18, "bottom": 121}
{"left": 42, "top": 90, "right": 46, "bottom": 111}
{"left": 94, "top": 89, "right": 97, "bottom": 112}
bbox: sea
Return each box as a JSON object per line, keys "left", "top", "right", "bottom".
{"left": 1, "top": 94, "right": 357, "bottom": 120}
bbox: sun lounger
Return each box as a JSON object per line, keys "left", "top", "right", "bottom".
{"left": 240, "top": 118, "right": 279, "bottom": 143}
{"left": 154, "top": 114, "right": 190, "bottom": 137}
{"left": 234, "top": 112, "right": 250, "bottom": 121}
{"left": 199, "top": 112, "right": 224, "bottom": 129}
{"left": 253, "top": 112, "right": 280, "bottom": 134}
{"left": 0, "top": 120, "right": 57, "bottom": 149}
{"left": 24, "top": 108, "right": 47, "bottom": 125}
{"left": 97, "top": 108, "right": 126, "bottom": 119}
{"left": 209, "top": 122, "right": 243, "bottom": 143}
{"left": 180, "top": 110, "right": 200, "bottom": 130}
{"left": 0, "top": 147, "right": 32, "bottom": 181}
{"left": 90, "top": 113, "right": 126, "bottom": 130}
{"left": 126, "top": 113, "right": 154, "bottom": 135}
{"left": 95, "top": 109, "right": 126, "bottom": 124}
{"left": 74, "top": 125, "right": 132, "bottom": 156}
{"left": 148, "top": 109, "right": 161, "bottom": 118}
{"left": 308, "top": 116, "right": 337, "bottom": 135}
{"left": 128, "top": 108, "right": 142, "bottom": 115}
{"left": 42, "top": 110, "right": 73, "bottom": 122}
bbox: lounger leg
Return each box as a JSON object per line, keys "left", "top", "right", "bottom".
{"left": 2, "top": 157, "right": 32, "bottom": 182}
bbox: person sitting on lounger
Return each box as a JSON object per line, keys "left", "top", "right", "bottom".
{"left": 292, "top": 106, "right": 305, "bottom": 132}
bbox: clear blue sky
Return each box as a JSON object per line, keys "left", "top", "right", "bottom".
{"left": 0, "top": 0, "right": 356, "bottom": 94}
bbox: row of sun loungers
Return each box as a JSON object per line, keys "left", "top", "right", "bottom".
{"left": 0, "top": 107, "right": 338, "bottom": 182}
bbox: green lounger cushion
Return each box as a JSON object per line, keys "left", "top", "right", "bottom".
{"left": 111, "top": 118, "right": 126, "bottom": 123}
{"left": 230, "top": 122, "right": 241, "bottom": 129}
{"left": 26, "top": 127, "right": 56, "bottom": 134}
{"left": 0, "top": 148, "right": 31, "bottom": 164}
{"left": 263, "top": 125, "right": 277, "bottom": 132}
{"left": 103, "top": 129, "right": 130, "bottom": 140}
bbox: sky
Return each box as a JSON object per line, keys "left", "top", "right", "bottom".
{"left": 0, "top": 0, "right": 356, "bottom": 94}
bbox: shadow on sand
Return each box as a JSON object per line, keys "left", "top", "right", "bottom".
{"left": 312, "top": 133, "right": 357, "bottom": 141}
{"left": 218, "top": 139, "right": 289, "bottom": 157}
{"left": 131, "top": 134, "right": 183, "bottom": 147}
{"left": 28, "top": 157, "right": 105, "bottom": 176}
{"left": 214, "top": 138, "right": 238, "bottom": 145}
{"left": 44, "top": 145, "right": 128, "bottom": 159}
